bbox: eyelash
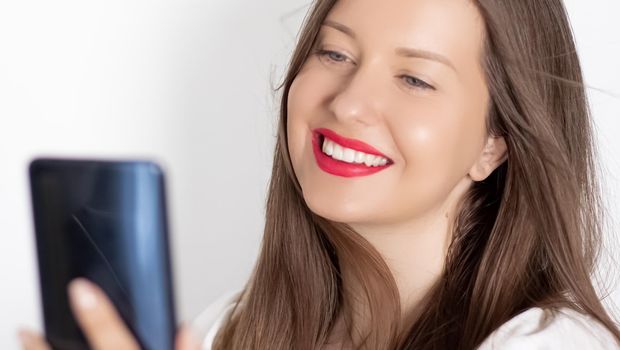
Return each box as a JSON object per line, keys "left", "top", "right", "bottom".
{"left": 313, "top": 48, "right": 435, "bottom": 91}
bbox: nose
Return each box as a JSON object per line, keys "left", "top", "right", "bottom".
{"left": 327, "top": 64, "right": 384, "bottom": 127}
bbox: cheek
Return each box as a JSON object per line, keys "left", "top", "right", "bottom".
{"left": 286, "top": 61, "right": 342, "bottom": 173}
{"left": 399, "top": 118, "right": 479, "bottom": 175}
{"left": 389, "top": 101, "right": 486, "bottom": 209}
{"left": 286, "top": 72, "right": 318, "bottom": 182}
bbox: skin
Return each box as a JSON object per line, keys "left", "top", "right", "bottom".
{"left": 287, "top": 0, "right": 506, "bottom": 344}
{"left": 19, "top": 0, "right": 507, "bottom": 348}
{"left": 18, "top": 278, "right": 201, "bottom": 350}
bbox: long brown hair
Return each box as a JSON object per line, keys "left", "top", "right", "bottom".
{"left": 212, "top": 0, "right": 620, "bottom": 348}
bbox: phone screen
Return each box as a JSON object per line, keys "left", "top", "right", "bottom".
{"left": 29, "top": 158, "right": 176, "bottom": 350}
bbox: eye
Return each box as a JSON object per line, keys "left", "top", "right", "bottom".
{"left": 398, "top": 74, "right": 435, "bottom": 91}
{"left": 314, "top": 48, "right": 354, "bottom": 65}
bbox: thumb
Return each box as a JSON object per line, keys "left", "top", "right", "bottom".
{"left": 175, "top": 325, "right": 201, "bottom": 350}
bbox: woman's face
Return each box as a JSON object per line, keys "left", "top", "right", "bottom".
{"left": 287, "top": 0, "right": 498, "bottom": 227}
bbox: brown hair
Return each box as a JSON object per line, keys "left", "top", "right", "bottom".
{"left": 212, "top": 0, "right": 620, "bottom": 349}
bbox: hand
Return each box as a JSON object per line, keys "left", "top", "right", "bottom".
{"left": 18, "top": 278, "right": 200, "bottom": 350}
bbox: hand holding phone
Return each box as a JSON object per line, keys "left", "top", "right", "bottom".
{"left": 28, "top": 158, "right": 179, "bottom": 350}
{"left": 18, "top": 278, "right": 201, "bottom": 350}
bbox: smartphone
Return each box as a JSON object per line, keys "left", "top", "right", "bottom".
{"left": 29, "top": 158, "right": 177, "bottom": 350}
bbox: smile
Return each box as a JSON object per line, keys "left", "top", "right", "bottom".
{"left": 312, "top": 128, "right": 393, "bottom": 178}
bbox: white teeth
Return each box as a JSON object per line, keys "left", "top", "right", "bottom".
{"left": 343, "top": 148, "right": 356, "bottom": 163}
{"left": 321, "top": 137, "right": 389, "bottom": 167}
{"left": 323, "top": 139, "right": 334, "bottom": 155}
{"left": 354, "top": 151, "right": 366, "bottom": 164}
{"left": 332, "top": 143, "right": 344, "bottom": 160}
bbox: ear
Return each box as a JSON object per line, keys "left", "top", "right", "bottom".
{"left": 468, "top": 135, "right": 508, "bottom": 182}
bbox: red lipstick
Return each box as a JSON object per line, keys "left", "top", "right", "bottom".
{"left": 312, "top": 128, "right": 393, "bottom": 178}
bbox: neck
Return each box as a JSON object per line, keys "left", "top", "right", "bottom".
{"left": 329, "top": 177, "right": 471, "bottom": 345}
{"left": 353, "top": 206, "right": 454, "bottom": 315}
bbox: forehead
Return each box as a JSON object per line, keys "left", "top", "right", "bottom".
{"left": 324, "top": 0, "right": 487, "bottom": 71}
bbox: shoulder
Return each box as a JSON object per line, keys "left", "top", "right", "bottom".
{"left": 477, "top": 307, "right": 620, "bottom": 349}
{"left": 191, "top": 289, "right": 242, "bottom": 350}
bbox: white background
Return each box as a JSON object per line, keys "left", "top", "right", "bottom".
{"left": 0, "top": 1, "right": 618, "bottom": 348}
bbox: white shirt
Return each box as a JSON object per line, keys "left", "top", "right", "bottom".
{"left": 192, "top": 290, "right": 620, "bottom": 349}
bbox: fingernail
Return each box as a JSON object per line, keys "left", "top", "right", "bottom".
{"left": 69, "top": 279, "right": 98, "bottom": 310}
{"left": 17, "top": 329, "right": 33, "bottom": 347}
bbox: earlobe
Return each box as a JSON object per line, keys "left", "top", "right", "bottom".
{"left": 468, "top": 135, "right": 508, "bottom": 182}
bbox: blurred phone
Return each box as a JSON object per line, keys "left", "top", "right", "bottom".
{"left": 29, "top": 158, "right": 177, "bottom": 350}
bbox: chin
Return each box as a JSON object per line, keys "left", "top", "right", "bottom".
{"left": 303, "top": 193, "right": 378, "bottom": 225}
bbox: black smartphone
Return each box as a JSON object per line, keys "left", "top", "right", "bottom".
{"left": 29, "top": 158, "right": 177, "bottom": 350}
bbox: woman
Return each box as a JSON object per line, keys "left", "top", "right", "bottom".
{"left": 19, "top": 0, "right": 620, "bottom": 349}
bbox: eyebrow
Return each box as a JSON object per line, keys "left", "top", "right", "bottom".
{"left": 322, "top": 19, "right": 457, "bottom": 72}
{"left": 323, "top": 20, "right": 357, "bottom": 39}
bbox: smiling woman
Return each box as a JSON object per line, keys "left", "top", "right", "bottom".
{"left": 17, "top": 0, "right": 620, "bottom": 349}
{"left": 198, "top": 0, "right": 620, "bottom": 349}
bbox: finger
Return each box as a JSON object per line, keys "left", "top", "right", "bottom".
{"left": 175, "top": 325, "right": 201, "bottom": 350}
{"left": 17, "top": 329, "right": 51, "bottom": 350}
{"left": 68, "top": 278, "right": 140, "bottom": 350}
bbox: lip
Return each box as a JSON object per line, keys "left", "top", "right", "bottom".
{"left": 315, "top": 128, "right": 390, "bottom": 158}
{"left": 311, "top": 128, "right": 393, "bottom": 178}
